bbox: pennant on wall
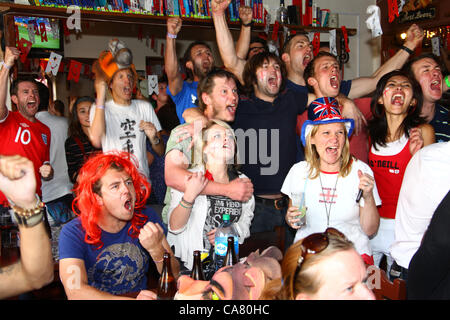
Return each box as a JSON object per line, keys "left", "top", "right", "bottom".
{"left": 17, "top": 38, "right": 33, "bottom": 63}
{"left": 148, "top": 75, "right": 158, "bottom": 96}
{"left": 341, "top": 26, "right": 350, "bottom": 53}
{"left": 67, "top": 60, "right": 83, "bottom": 82}
{"left": 387, "top": 0, "right": 399, "bottom": 23}
{"left": 312, "top": 32, "right": 320, "bottom": 56}
{"left": 39, "top": 22, "right": 48, "bottom": 42}
{"left": 45, "top": 52, "right": 63, "bottom": 76}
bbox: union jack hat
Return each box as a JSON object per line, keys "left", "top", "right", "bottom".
{"left": 300, "top": 97, "right": 354, "bottom": 146}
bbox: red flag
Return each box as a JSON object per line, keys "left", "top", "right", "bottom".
{"left": 341, "top": 26, "right": 350, "bottom": 53}
{"left": 39, "top": 22, "right": 48, "bottom": 42}
{"left": 272, "top": 21, "right": 280, "bottom": 41}
{"left": 312, "top": 32, "right": 320, "bottom": 56}
{"left": 67, "top": 60, "right": 83, "bottom": 82}
{"left": 160, "top": 43, "right": 165, "bottom": 57}
{"left": 387, "top": 0, "right": 399, "bottom": 23}
{"left": 17, "top": 38, "right": 33, "bottom": 63}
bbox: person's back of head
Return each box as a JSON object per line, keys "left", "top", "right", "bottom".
{"left": 52, "top": 100, "right": 66, "bottom": 117}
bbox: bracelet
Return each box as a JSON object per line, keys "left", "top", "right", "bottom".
{"left": 241, "top": 21, "right": 253, "bottom": 27}
{"left": 181, "top": 197, "right": 194, "bottom": 206}
{"left": 445, "top": 75, "right": 450, "bottom": 88}
{"left": 400, "top": 45, "right": 414, "bottom": 55}
{"left": 167, "top": 32, "right": 177, "bottom": 39}
{"left": 1, "top": 61, "right": 11, "bottom": 70}
{"left": 96, "top": 105, "right": 105, "bottom": 110}
{"left": 9, "top": 194, "right": 45, "bottom": 228}
{"left": 179, "top": 200, "right": 193, "bottom": 209}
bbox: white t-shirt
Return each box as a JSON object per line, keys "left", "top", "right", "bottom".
{"left": 35, "top": 111, "right": 73, "bottom": 202}
{"left": 281, "top": 159, "right": 381, "bottom": 256}
{"left": 90, "top": 99, "right": 161, "bottom": 179}
{"left": 390, "top": 141, "right": 450, "bottom": 269}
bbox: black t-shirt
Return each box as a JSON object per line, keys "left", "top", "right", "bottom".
{"left": 231, "top": 88, "right": 308, "bottom": 195}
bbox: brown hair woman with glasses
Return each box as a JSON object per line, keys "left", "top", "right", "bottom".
{"left": 261, "top": 228, "right": 375, "bottom": 300}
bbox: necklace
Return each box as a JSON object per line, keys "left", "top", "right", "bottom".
{"left": 319, "top": 172, "right": 339, "bottom": 227}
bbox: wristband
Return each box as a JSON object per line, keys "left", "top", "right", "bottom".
{"left": 181, "top": 197, "right": 194, "bottom": 206}
{"left": 179, "top": 200, "right": 193, "bottom": 209}
{"left": 400, "top": 45, "right": 414, "bottom": 55}
{"left": 96, "top": 105, "right": 105, "bottom": 110}
{"left": 167, "top": 32, "right": 177, "bottom": 39}
{"left": 1, "top": 61, "right": 11, "bottom": 70}
{"left": 445, "top": 75, "right": 450, "bottom": 88}
{"left": 241, "top": 21, "right": 253, "bottom": 27}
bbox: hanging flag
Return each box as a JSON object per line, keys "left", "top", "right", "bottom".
{"left": 329, "top": 29, "right": 337, "bottom": 56}
{"left": 45, "top": 52, "right": 63, "bottom": 76}
{"left": 341, "top": 26, "right": 350, "bottom": 53}
{"left": 148, "top": 75, "right": 158, "bottom": 96}
{"left": 39, "top": 22, "right": 48, "bottom": 42}
{"left": 17, "top": 38, "right": 33, "bottom": 63}
{"left": 272, "top": 21, "right": 280, "bottom": 41}
{"left": 312, "top": 32, "right": 320, "bottom": 56}
{"left": 67, "top": 60, "right": 83, "bottom": 82}
{"left": 387, "top": 0, "right": 399, "bottom": 23}
{"left": 27, "top": 23, "right": 35, "bottom": 44}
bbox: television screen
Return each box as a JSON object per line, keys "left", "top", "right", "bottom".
{"left": 14, "top": 16, "right": 62, "bottom": 51}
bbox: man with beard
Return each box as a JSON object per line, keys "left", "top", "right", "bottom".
{"left": 165, "top": 17, "right": 215, "bottom": 123}
{"left": 184, "top": 0, "right": 362, "bottom": 247}
{"left": 90, "top": 39, "right": 164, "bottom": 182}
{"left": 160, "top": 69, "right": 254, "bottom": 224}
{"left": 58, "top": 152, "right": 179, "bottom": 299}
{"left": 403, "top": 53, "right": 450, "bottom": 142}
{"left": 0, "top": 47, "right": 53, "bottom": 215}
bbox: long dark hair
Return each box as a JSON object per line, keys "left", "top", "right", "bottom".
{"left": 68, "top": 96, "right": 95, "bottom": 138}
{"left": 368, "top": 70, "right": 426, "bottom": 150}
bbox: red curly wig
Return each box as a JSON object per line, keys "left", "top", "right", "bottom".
{"left": 72, "top": 151, "right": 151, "bottom": 249}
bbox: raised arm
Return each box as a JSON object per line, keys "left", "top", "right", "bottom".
{"left": 235, "top": 6, "right": 253, "bottom": 60}
{"left": 0, "top": 155, "right": 53, "bottom": 299}
{"left": 212, "top": 0, "right": 247, "bottom": 84}
{"left": 165, "top": 17, "right": 184, "bottom": 96}
{"left": 0, "top": 47, "right": 19, "bottom": 121}
{"left": 87, "top": 78, "right": 107, "bottom": 148}
{"left": 348, "top": 24, "right": 424, "bottom": 99}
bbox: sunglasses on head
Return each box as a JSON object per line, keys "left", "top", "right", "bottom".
{"left": 293, "top": 227, "right": 347, "bottom": 284}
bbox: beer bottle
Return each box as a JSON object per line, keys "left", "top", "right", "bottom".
{"left": 223, "top": 236, "right": 237, "bottom": 267}
{"left": 190, "top": 250, "right": 206, "bottom": 280}
{"left": 156, "top": 252, "right": 177, "bottom": 300}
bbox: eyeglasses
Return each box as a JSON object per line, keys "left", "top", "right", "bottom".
{"left": 292, "top": 227, "right": 347, "bottom": 285}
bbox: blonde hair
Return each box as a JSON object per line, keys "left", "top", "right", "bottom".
{"left": 304, "top": 124, "right": 353, "bottom": 179}
{"left": 191, "top": 119, "right": 240, "bottom": 170}
{"left": 260, "top": 234, "right": 354, "bottom": 300}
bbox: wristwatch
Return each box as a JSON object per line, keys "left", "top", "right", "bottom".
{"left": 10, "top": 195, "right": 45, "bottom": 228}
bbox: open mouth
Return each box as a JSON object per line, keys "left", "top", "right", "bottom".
{"left": 303, "top": 54, "right": 312, "bottom": 67}
{"left": 124, "top": 199, "right": 133, "bottom": 211}
{"left": 226, "top": 104, "right": 236, "bottom": 115}
{"left": 330, "top": 76, "right": 339, "bottom": 89}
{"left": 430, "top": 79, "right": 441, "bottom": 91}
{"left": 268, "top": 75, "right": 279, "bottom": 87}
{"left": 391, "top": 93, "right": 405, "bottom": 106}
{"left": 326, "top": 146, "right": 338, "bottom": 155}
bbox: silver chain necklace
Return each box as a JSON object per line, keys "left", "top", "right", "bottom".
{"left": 319, "top": 172, "right": 339, "bottom": 227}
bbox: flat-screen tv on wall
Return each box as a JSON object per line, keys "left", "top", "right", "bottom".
{"left": 14, "top": 16, "right": 63, "bottom": 57}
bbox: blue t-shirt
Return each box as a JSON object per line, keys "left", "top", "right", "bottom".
{"left": 232, "top": 88, "right": 308, "bottom": 195}
{"left": 167, "top": 81, "right": 198, "bottom": 124}
{"left": 59, "top": 207, "right": 166, "bottom": 295}
{"left": 430, "top": 104, "right": 449, "bottom": 142}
